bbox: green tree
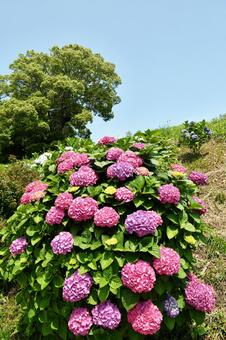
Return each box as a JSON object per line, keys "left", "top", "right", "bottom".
{"left": 0, "top": 45, "right": 121, "bottom": 159}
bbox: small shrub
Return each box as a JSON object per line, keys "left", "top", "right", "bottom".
{"left": 179, "top": 120, "right": 212, "bottom": 153}
{"left": 0, "top": 133, "right": 216, "bottom": 339}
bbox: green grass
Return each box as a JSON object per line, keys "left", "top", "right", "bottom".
{"left": 0, "top": 292, "right": 21, "bottom": 339}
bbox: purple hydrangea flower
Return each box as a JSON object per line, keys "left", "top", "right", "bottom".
{"left": 68, "top": 307, "right": 93, "bottom": 336}
{"left": 188, "top": 171, "right": 208, "bottom": 185}
{"left": 91, "top": 301, "right": 121, "bottom": 330}
{"left": 125, "top": 210, "right": 163, "bottom": 237}
{"left": 158, "top": 184, "right": 180, "bottom": 205}
{"left": 50, "top": 231, "right": 74, "bottom": 255}
{"left": 9, "top": 237, "right": 28, "bottom": 256}
{"left": 63, "top": 270, "right": 93, "bottom": 302}
{"left": 107, "top": 161, "right": 134, "bottom": 181}
{"left": 163, "top": 294, "right": 180, "bottom": 318}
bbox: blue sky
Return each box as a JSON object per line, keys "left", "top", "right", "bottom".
{"left": 1, "top": 0, "right": 226, "bottom": 140}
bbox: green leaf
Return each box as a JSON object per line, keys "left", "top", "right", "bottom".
{"left": 121, "top": 287, "right": 139, "bottom": 311}
{"left": 104, "top": 186, "right": 117, "bottom": 195}
{"left": 166, "top": 225, "right": 179, "bottom": 239}
{"left": 182, "top": 223, "right": 196, "bottom": 232}
{"left": 128, "top": 176, "right": 145, "bottom": 192}
{"left": 177, "top": 295, "right": 185, "bottom": 310}
{"left": 133, "top": 197, "right": 144, "bottom": 208}
{"left": 177, "top": 267, "right": 187, "bottom": 279}
{"left": 31, "top": 234, "right": 42, "bottom": 245}
{"left": 42, "top": 323, "right": 53, "bottom": 336}
{"left": 53, "top": 276, "right": 64, "bottom": 288}
{"left": 33, "top": 215, "right": 43, "bottom": 224}
{"left": 167, "top": 213, "right": 178, "bottom": 224}
{"left": 189, "top": 309, "right": 205, "bottom": 325}
{"left": 100, "top": 252, "right": 114, "bottom": 270}
{"left": 149, "top": 244, "right": 160, "bottom": 258}
{"left": 28, "top": 308, "right": 36, "bottom": 319}
{"left": 98, "top": 285, "right": 109, "bottom": 302}
{"left": 164, "top": 316, "right": 175, "bottom": 330}
{"left": 110, "top": 276, "right": 122, "bottom": 289}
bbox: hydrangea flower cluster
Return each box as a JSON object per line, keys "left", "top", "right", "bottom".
{"left": 118, "top": 151, "right": 143, "bottom": 168}
{"left": 98, "top": 136, "right": 117, "bottom": 145}
{"left": 163, "top": 294, "right": 180, "bottom": 318}
{"left": 128, "top": 300, "right": 163, "bottom": 335}
{"left": 70, "top": 165, "right": 98, "bottom": 187}
{"left": 121, "top": 260, "right": 156, "bottom": 293}
{"left": 188, "top": 171, "right": 208, "bottom": 185}
{"left": 185, "top": 274, "right": 216, "bottom": 312}
{"left": 153, "top": 246, "right": 180, "bottom": 276}
{"left": 68, "top": 197, "right": 98, "bottom": 221}
{"left": 54, "top": 192, "right": 73, "bottom": 210}
{"left": 135, "top": 166, "right": 150, "bottom": 176}
{"left": 20, "top": 180, "right": 48, "bottom": 204}
{"left": 68, "top": 307, "right": 93, "bottom": 336}
{"left": 107, "top": 161, "right": 134, "bottom": 181}
{"left": 57, "top": 159, "right": 74, "bottom": 174}
{"left": 125, "top": 210, "right": 163, "bottom": 237}
{"left": 158, "top": 184, "right": 180, "bottom": 205}
{"left": 106, "top": 147, "right": 124, "bottom": 161}
{"left": 132, "top": 142, "right": 146, "bottom": 150}
{"left": 115, "top": 187, "right": 134, "bottom": 202}
{"left": 63, "top": 270, "right": 93, "bottom": 302}
{"left": 57, "top": 151, "right": 90, "bottom": 174}
{"left": 170, "top": 163, "right": 187, "bottom": 173}
{"left": 192, "top": 196, "right": 208, "bottom": 215}
{"left": 94, "top": 207, "right": 120, "bottom": 228}
{"left": 45, "top": 206, "right": 65, "bottom": 225}
{"left": 9, "top": 237, "right": 28, "bottom": 256}
{"left": 50, "top": 232, "right": 74, "bottom": 255}
{"left": 91, "top": 301, "right": 121, "bottom": 330}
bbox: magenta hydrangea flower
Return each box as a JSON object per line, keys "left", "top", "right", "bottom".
{"left": 106, "top": 147, "right": 124, "bottom": 161}
{"left": 50, "top": 231, "right": 74, "bottom": 255}
{"left": 25, "top": 180, "right": 48, "bottom": 193}
{"left": 9, "top": 237, "right": 28, "bottom": 256}
{"left": 132, "top": 142, "right": 146, "bottom": 150}
{"left": 192, "top": 196, "right": 208, "bottom": 215}
{"left": 63, "top": 270, "right": 93, "bottom": 302}
{"left": 188, "top": 171, "right": 208, "bottom": 185}
{"left": 135, "top": 166, "right": 150, "bottom": 176}
{"left": 118, "top": 151, "right": 143, "bottom": 168}
{"left": 158, "top": 184, "right": 180, "bottom": 205}
{"left": 91, "top": 301, "right": 121, "bottom": 330}
{"left": 115, "top": 187, "right": 134, "bottom": 203}
{"left": 185, "top": 274, "right": 216, "bottom": 312}
{"left": 45, "top": 206, "right": 65, "bottom": 225}
{"left": 125, "top": 210, "right": 163, "bottom": 237}
{"left": 68, "top": 197, "right": 98, "bottom": 221}
{"left": 57, "top": 159, "right": 74, "bottom": 174}
{"left": 170, "top": 163, "right": 187, "bottom": 173}
{"left": 98, "top": 136, "right": 117, "bottom": 145}
{"left": 70, "top": 165, "right": 98, "bottom": 187}
{"left": 128, "top": 300, "right": 163, "bottom": 335}
{"left": 94, "top": 207, "right": 120, "bottom": 228}
{"left": 56, "top": 151, "right": 78, "bottom": 165}
{"left": 20, "top": 192, "right": 33, "bottom": 205}
{"left": 153, "top": 246, "right": 180, "bottom": 276}
{"left": 68, "top": 307, "right": 93, "bottom": 336}
{"left": 121, "top": 260, "right": 156, "bottom": 293}
{"left": 54, "top": 192, "right": 73, "bottom": 210}
{"left": 107, "top": 161, "right": 134, "bottom": 181}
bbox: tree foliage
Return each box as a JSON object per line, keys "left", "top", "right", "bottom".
{"left": 0, "top": 45, "right": 121, "bottom": 159}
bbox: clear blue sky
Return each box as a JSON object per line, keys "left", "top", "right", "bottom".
{"left": 1, "top": 0, "right": 226, "bottom": 140}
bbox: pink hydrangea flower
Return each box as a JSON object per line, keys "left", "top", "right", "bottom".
{"left": 192, "top": 196, "right": 208, "bottom": 215}
{"left": 54, "top": 192, "right": 73, "bottom": 210}
{"left": 98, "top": 136, "right": 117, "bottom": 145}
{"left": 185, "top": 274, "right": 216, "bottom": 312}
{"left": 91, "top": 301, "right": 121, "bottom": 330}
{"left": 20, "top": 192, "right": 33, "bottom": 205}
{"left": 50, "top": 231, "right": 73, "bottom": 255}
{"left": 25, "top": 180, "right": 48, "bottom": 193}
{"left": 68, "top": 307, "right": 93, "bottom": 336}
{"left": 153, "top": 246, "right": 180, "bottom": 275}
{"left": 135, "top": 166, "right": 150, "bottom": 176}
{"left": 107, "top": 162, "right": 134, "bottom": 181}
{"left": 158, "top": 184, "right": 180, "bottom": 205}
{"left": 70, "top": 166, "right": 98, "bottom": 187}
{"left": 21, "top": 180, "right": 48, "bottom": 204}
{"left": 9, "top": 237, "right": 28, "bottom": 256}
{"left": 56, "top": 151, "right": 78, "bottom": 165}
{"left": 57, "top": 159, "right": 74, "bottom": 174}
{"left": 115, "top": 187, "right": 134, "bottom": 203}
{"left": 188, "top": 171, "right": 208, "bottom": 185}
{"left": 68, "top": 197, "right": 98, "bottom": 221}
{"left": 132, "top": 142, "right": 146, "bottom": 150}
{"left": 125, "top": 210, "right": 163, "bottom": 237}
{"left": 128, "top": 300, "right": 163, "bottom": 335}
{"left": 170, "top": 163, "right": 187, "bottom": 173}
{"left": 45, "top": 206, "right": 65, "bottom": 225}
{"left": 94, "top": 207, "right": 120, "bottom": 228}
{"left": 118, "top": 151, "right": 143, "bottom": 168}
{"left": 106, "top": 147, "right": 124, "bottom": 161}
{"left": 63, "top": 270, "right": 93, "bottom": 302}
{"left": 121, "top": 260, "right": 156, "bottom": 293}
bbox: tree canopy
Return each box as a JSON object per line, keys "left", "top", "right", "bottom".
{"left": 0, "top": 44, "right": 121, "bottom": 159}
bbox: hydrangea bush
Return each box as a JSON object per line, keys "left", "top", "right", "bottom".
{"left": 0, "top": 131, "right": 215, "bottom": 339}
{"left": 179, "top": 120, "right": 212, "bottom": 152}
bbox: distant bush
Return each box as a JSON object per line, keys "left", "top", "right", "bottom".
{"left": 0, "top": 159, "right": 39, "bottom": 218}
{"left": 179, "top": 120, "right": 212, "bottom": 153}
